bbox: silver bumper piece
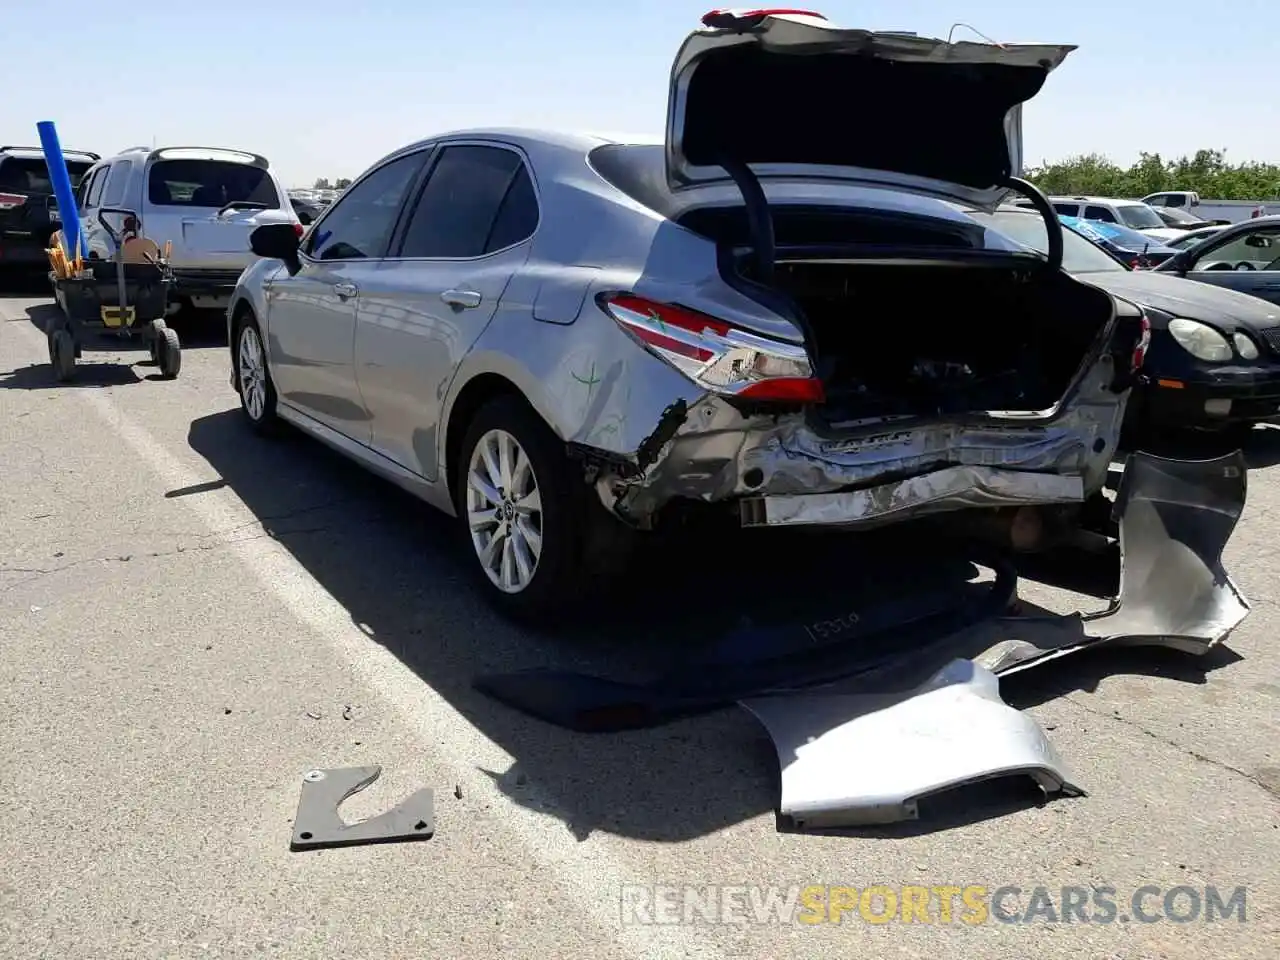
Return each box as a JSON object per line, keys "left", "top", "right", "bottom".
{"left": 740, "top": 466, "right": 1084, "bottom": 528}
{"left": 743, "top": 659, "right": 1082, "bottom": 828}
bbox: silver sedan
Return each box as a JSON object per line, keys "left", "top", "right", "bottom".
{"left": 227, "top": 12, "right": 1147, "bottom": 621}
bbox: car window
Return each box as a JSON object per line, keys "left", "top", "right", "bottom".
{"left": 0, "top": 157, "right": 91, "bottom": 195}
{"left": 102, "top": 161, "right": 131, "bottom": 206}
{"left": 304, "top": 151, "right": 426, "bottom": 261}
{"left": 1159, "top": 207, "right": 1199, "bottom": 225}
{"left": 148, "top": 159, "right": 279, "bottom": 209}
{"left": 979, "top": 211, "right": 1127, "bottom": 273}
{"left": 75, "top": 168, "right": 95, "bottom": 207}
{"left": 1166, "top": 230, "right": 1211, "bottom": 250}
{"left": 483, "top": 165, "right": 539, "bottom": 253}
{"left": 1085, "top": 205, "right": 1118, "bottom": 223}
{"left": 1052, "top": 202, "right": 1080, "bottom": 216}
{"left": 85, "top": 167, "right": 107, "bottom": 208}
{"left": 1191, "top": 229, "right": 1280, "bottom": 270}
{"left": 1114, "top": 204, "right": 1165, "bottom": 230}
{"left": 397, "top": 145, "right": 531, "bottom": 259}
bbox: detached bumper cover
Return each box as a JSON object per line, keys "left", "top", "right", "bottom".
{"left": 474, "top": 450, "right": 1250, "bottom": 827}
{"left": 743, "top": 659, "right": 1082, "bottom": 828}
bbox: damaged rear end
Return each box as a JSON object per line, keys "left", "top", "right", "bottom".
{"left": 588, "top": 11, "right": 1150, "bottom": 543}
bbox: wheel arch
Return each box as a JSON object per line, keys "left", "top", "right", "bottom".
{"left": 443, "top": 372, "right": 541, "bottom": 507}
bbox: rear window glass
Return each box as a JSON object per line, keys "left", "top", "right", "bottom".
{"left": 148, "top": 159, "right": 279, "bottom": 208}
{"left": 0, "top": 157, "right": 92, "bottom": 194}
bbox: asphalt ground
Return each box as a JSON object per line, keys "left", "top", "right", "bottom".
{"left": 1, "top": 278, "right": 1277, "bottom": 959}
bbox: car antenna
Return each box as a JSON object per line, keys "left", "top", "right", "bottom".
{"left": 947, "top": 22, "right": 1006, "bottom": 48}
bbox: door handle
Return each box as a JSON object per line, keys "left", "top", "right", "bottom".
{"left": 441, "top": 289, "right": 482, "bottom": 309}
{"left": 333, "top": 282, "right": 358, "bottom": 300}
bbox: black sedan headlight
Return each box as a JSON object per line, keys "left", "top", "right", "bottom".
{"left": 1232, "top": 331, "right": 1261, "bottom": 360}
{"left": 1167, "top": 318, "right": 1234, "bottom": 362}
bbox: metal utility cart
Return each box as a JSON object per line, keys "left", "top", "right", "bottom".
{"left": 46, "top": 207, "right": 181, "bottom": 382}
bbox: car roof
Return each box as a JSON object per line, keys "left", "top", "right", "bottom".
{"left": 384, "top": 127, "right": 653, "bottom": 158}
{"left": 1049, "top": 196, "right": 1146, "bottom": 207}
{"left": 0, "top": 146, "right": 98, "bottom": 162}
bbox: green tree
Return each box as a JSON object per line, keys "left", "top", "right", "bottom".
{"left": 334, "top": 178, "right": 352, "bottom": 189}
{"left": 313, "top": 177, "right": 331, "bottom": 190}
{"left": 1025, "top": 150, "right": 1280, "bottom": 201}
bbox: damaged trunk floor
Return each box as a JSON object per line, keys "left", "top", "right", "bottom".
{"left": 476, "top": 451, "right": 1250, "bottom": 828}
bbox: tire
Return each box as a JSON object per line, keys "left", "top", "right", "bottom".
{"left": 454, "top": 394, "right": 632, "bottom": 623}
{"left": 50, "top": 328, "right": 76, "bottom": 382}
{"left": 157, "top": 327, "right": 182, "bottom": 379}
{"left": 148, "top": 319, "right": 166, "bottom": 365}
{"left": 233, "top": 314, "right": 280, "bottom": 434}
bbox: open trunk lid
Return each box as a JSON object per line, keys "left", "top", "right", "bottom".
{"left": 666, "top": 11, "right": 1075, "bottom": 209}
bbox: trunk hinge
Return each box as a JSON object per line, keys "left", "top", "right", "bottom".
{"left": 717, "top": 157, "right": 776, "bottom": 286}
{"left": 1004, "top": 176, "right": 1063, "bottom": 273}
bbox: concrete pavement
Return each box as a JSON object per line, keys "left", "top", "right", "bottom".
{"left": 1, "top": 292, "right": 1277, "bottom": 959}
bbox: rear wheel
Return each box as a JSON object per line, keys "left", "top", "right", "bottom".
{"left": 234, "top": 314, "right": 280, "bottom": 433}
{"left": 456, "top": 395, "right": 632, "bottom": 623}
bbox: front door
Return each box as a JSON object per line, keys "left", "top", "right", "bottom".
{"left": 264, "top": 150, "right": 428, "bottom": 441}
{"left": 1184, "top": 224, "right": 1280, "bottom": 307}
{"left": 354, "top": 143, "right": 539, "bottom": 480}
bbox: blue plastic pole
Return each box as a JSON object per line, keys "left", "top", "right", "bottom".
{"left": 36, "top": 120, "right": 86, "bottom": 261}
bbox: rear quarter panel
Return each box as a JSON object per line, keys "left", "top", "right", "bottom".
{"left": 438, "top": 162, "right": 712, "bottom": 470}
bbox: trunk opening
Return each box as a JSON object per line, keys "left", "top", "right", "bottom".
{"left": 750, "top": 258, "right": 1113, "bottom": 427}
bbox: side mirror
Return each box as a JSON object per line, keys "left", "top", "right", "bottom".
{"left": 1166, "top": 251, "right": 1191, "bottom": 275}
{"left": 1245, "top": 234, "right": 1273, "bottom": 249}
{"left": 250, "top": 222, "right": 302, "bottom": 273}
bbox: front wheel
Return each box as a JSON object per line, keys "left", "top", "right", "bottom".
{"left": 234, "top": 315, "right": 280, "bottom": 433}
{"left": 456, "top": 395, "right": 631, "bottom": 623}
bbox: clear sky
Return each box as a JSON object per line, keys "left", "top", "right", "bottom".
{"left": 3, "top": 0, "right": 1276, "bottom": 187}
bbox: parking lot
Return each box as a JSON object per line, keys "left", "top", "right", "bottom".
{"left": 1, "top": 286, "right": 1278, "bottom": 959}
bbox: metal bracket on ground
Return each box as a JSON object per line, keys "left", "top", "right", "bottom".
{"left": 290, "top": 766, "right": 435, "bottom": 852}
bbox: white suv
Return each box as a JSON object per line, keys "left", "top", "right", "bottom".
{"left": 76, "top": 146, "right": 299, "bottom": 311}
{"left": 1035, "top": 195, "right": 1186, "bottom": 243}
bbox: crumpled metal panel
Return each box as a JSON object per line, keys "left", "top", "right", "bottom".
{"left": 982, "top": 448, "right": 1251, "bottom": 676}
{"left": 741, "top": 465, "right": 1084, "bottom": 528}
{"left": 743, "top": 659, "right": 1083, "bottom": 828}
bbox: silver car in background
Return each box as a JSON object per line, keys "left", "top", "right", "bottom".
{"left": 227, "top": 11, "right": 1150, "bottom": 620}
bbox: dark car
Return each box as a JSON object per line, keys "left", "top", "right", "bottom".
{"left": 1153, "top": 206, "right": 1229, "bottom": 230}
{"left": 1153, "top": 215, "right": 1280, "bottom": 309}
{"left": 289, "top": 196, "right": 322, "bottom": 225}
{"left": 0, "top": 145, "right": 99, "bottom": 271}
{"left": 1164, "top": 225, "right": 1227, "bottom": 250}
{"left": 1059, "top": 215, "right": 1180, "bottom": 269}
{"left": 979, "top": 205, "right": 1280, "bottom": 435}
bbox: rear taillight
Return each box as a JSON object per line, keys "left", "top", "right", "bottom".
{"left": 293, "top": 222, "right": 305, "bottom": 238}
{"left": 0, "top": 192, "right": 26, "bottom": 211}
{"left": 1132, "top": 314, "right": 1151, "bottom": 371}
{"left": 598, "top": 292, "right": 825, "bottom": 404}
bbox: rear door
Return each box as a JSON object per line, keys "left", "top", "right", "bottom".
{"left": 354, "top": 143, "right": 538, "bottom": 480}
{"left": 143, "top": 149, "right": 296, "bottom": 271}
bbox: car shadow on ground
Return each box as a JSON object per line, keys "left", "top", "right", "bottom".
{"left": 185, "top": 408, "right": 1246, "bottom": 842}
